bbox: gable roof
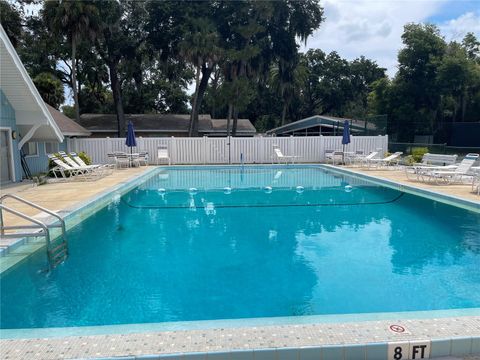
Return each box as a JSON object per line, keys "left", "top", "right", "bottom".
{"left": 45, "top": 104, "right": 91, "bottom": 137}
{"left": 0, "top": 24, "right": 63, "bottom": 143}
{"left": 265, "top": 115, "right": 377, "bottom": 136}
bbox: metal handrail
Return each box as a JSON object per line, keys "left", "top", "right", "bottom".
{"left": 0, "top": 194, "right": 67, "bottom": 239}
{"left": 0, "top": 204, "right": 51, "bottom": 247}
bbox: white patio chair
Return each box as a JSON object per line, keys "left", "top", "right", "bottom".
{"left": 426, "top": 153, "right": 479, "bottom": 185}
{"left": 272, "top": 145, "right": 298, "bottom": 164}
{"left": 138, "top": 151, "right": 149, "bottom": 166}
{"left": 157, "top": 146, "right": 171, "bottom": 165}
{"left": 472, "top": 174, "right": 480, "bottom": 195}
{"left": 114, "top": 152, "right": 130, "bottom": 169}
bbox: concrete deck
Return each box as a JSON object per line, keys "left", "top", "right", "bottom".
{"left": 343, "top": 166, "right": 479, "bottom": 203}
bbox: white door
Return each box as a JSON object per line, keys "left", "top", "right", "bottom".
{"left": 0, "top": 130, "right": 13, "bottom": 183}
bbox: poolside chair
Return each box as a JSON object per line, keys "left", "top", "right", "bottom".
{"left": 138, "top": 151, "right": 149, "bottom": 166}
{"left": 48, "top": 155, "right": 98, "bottom": 181}
{"left": 472, "top": 174, "right": 480, "bottom": 195}
{"left": 69, "top": 152, "right": 114, "bottom": 174}
{"left": 366, "top": 152, "right": 403, "bottom": 169}
{"left": 405, "top": 153, "right": 458, "bottom": 182}
{"left": 272, "top": 145, "right": 299, "bottom": 164}
{"left": 114, "top": 152, "right": 130, "bottom": 169}
{"left": 157, "top": 146, "right": 171, "bottom": 165}
{"left": 425, "top": 153, "right": 479, "bottom": 185}
{"left": 324, "top": 149, "right": 343, "bottom": 165}
{"left": 345, "top": 150, "right": 364, "bottom": 165}
{"left": 356, "top": 151, "right": 379, "bottom": 167}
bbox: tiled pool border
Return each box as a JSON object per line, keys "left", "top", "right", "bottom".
{"left": 1, "top": 164, "right": 479, "bottom": 359}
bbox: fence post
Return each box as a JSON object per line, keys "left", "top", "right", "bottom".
{"left": 203, "top": 136, "right": 207, "bottom": 165}
{"left": 170, "top": 136, "right": 175, "bottom": 165}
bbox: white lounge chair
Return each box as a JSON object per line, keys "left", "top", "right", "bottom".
{"left": 272, "top": 146, "right": 298, "bottom": 164}
{"left": 366, "top": 152, "right": 403, "bottom": 168}
{"left": 48, "top": 155, "right": 99, "bottom": 181}
{"left": 356, "top": 151, "right": 379, "bottom": 167}
{"left": 405, "top": 153, "right": 458, "bottom": 182}
{"left": 157, "top": 146, "right": 171, "bottom": 165}
{"left": 425, "top": 153, "right": 479, "bottom": 184}
{"left": 69, "top": 152, "right": 114, "bottom": 174}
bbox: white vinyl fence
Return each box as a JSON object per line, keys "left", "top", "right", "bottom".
{"left": 67, "top": 135, "right": 388, "bottom": 165}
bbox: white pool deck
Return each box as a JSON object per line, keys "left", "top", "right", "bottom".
{"left": 0, "top": 164, "right": 479, "bottom": 359}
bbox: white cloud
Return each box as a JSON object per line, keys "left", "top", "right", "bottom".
{"left": 439, "top": 11, "right": 480, "bottom": 42}
{"left": 302, "top": 0, "right": 448, "bottom": 77}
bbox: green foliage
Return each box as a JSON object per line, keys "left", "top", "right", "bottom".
{"left": 77, "top": 151, "right": 92, "bottom": 165}
{"left": 33, "top": 72, "right": 65, "bottom": 108}
{"left": 0, "top": 0, "right": 22, "bottom": 47}
{"left": 368, "top": 25, "right": 480, "bottom": 142}
{"left": 61, "top": 105, "right": 75, "bottom": 119}
{"left": 411, "top": 147, "right": 429, "bottom": 163}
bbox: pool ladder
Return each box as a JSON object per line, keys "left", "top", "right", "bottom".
{"left": 0, "top": 194, "right": 68, "bottom": 268}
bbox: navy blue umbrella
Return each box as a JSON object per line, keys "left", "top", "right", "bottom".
{"left": 125, "top": 121, "right": 137, "bottom": 162}
{"left": 342, "top": 120, "right": 351, "bottom": 163}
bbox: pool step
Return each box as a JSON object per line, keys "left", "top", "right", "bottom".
{"left": 48, "top": 240, "right": 68, "bottom": 267}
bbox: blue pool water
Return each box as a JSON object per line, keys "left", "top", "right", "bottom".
{"left": 1, "top": 166, "right": 480, "bottom": 330}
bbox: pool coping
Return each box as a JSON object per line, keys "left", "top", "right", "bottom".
{"left": 1, "top": 164, "right": 480, "bottom": 359}
{"left": 320, "top": 164, "right": 480, "bottom": 213}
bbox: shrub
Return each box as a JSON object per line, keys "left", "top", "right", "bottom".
{"left": 411, "top": 147, "right": 429, "bottom": 163}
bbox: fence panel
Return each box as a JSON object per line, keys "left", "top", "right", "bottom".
{"left": 68, "top": 135, "right": 388, "bottom": 165}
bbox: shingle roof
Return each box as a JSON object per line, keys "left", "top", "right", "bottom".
{"left": 45, "top": 104, "right": 91, "bottom": 137}
{"left": 78, "top": 113, "right": 212, "bottom": 133}
{"left": 210, "top": 119, "right": 256, "bottom": 133}
{"left": 78, "top": 114, "right": 256, "bottom": 134}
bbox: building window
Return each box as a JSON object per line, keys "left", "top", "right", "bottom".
{"left": 45, "top": 142, "right": 59, "bottom": 154}
{"left": 22, "top": 142, "right": 38, "bottom": 157}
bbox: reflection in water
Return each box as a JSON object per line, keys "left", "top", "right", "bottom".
{"left": 1, "top": 167, "right": 480, "bottom": 330}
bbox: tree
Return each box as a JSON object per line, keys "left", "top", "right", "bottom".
{"left": 0, "top": 0, "right": 23, "bottom": 47}
{"left": 33, "top": 72, "right": 65, "bottom": 108}
{"left": 43, "top": 1, "right": 100, "bottom": 121}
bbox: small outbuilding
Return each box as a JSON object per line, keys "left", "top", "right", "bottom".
{"left": 265, "top": 115, "right": 378, "bottom": 136}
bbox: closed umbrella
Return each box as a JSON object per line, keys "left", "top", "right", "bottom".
{"left": 125, "top": 121, "right": 137, "bottom": 166}
{"left": 342, "top": 120, "right": 351, "bottom": 163}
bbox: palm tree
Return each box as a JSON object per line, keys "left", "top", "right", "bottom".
{"left": 43, "top": 1, "right": 99, "bottom": 122}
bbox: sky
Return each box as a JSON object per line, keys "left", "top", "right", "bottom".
{"left": 302, "top": 0, "right": 480, "bottom": 77}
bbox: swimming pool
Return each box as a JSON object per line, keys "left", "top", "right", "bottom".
{"left": 1, "top": 166, "right": 480, "bottom": 331}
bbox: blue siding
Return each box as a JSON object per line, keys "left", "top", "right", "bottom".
{"left": 0, "top": 89, "right": 22, "bottom": 181}
{"left": 24, "top": 140, "right": 68, "bottom": 176}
